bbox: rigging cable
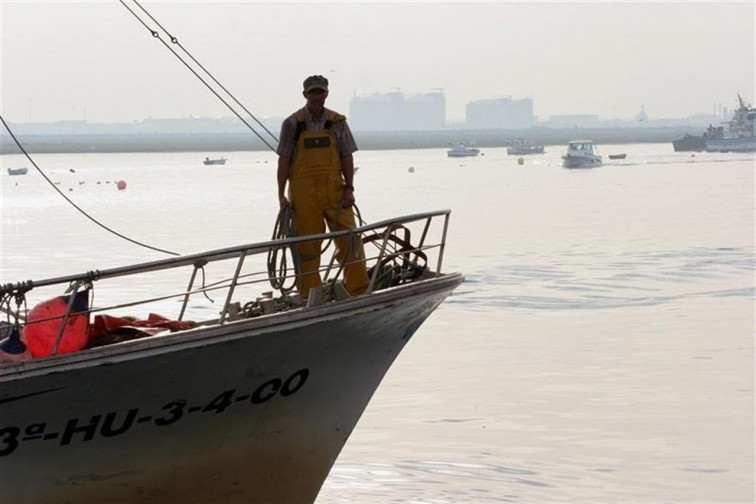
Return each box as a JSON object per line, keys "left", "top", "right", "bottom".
{"left": 0, "top": 113, "right": 179, "bottom": 257}
{"left": 130, "top": 0, "right": 278, "bottom": 146}
{"left": 118, "top": 0, "right": 278, "bottom": 152}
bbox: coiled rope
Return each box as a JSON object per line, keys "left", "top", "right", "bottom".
{"left": 266, "top": 202, "right": 373, "bottom": 294}
{"left": 267, "top": 205, "right": 298, "bottom": 292}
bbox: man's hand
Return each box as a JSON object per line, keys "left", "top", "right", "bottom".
{"left": 341, "top": 186, "right": 355, "bottom": 208}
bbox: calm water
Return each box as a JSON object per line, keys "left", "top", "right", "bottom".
{"left": 1, "top": 143, "right": 754, "bottom": 503}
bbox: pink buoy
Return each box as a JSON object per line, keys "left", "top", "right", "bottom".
{"left": 117, "top": 180, "right": 127, "bottom": 190}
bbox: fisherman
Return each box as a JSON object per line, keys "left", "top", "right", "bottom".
{"left": 276, "top": 75, "right": 369, "bottom": 299}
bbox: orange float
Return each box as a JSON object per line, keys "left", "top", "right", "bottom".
{"left": 23, "top": 291, "right": 90, "bottom": 358}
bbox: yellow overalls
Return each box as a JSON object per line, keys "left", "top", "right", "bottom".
{"left": 288, "top": 110, "right": 369, "bottom": 298}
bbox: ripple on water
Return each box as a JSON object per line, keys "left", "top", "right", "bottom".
{"left": 320, "top": 460, "right": 552, "bottom": 503}
{"left": 446, "top": 247, "right": 754, "bottom": 311}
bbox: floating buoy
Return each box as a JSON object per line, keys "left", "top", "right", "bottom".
{"left": 117, "top": 180, "right": 127, "bottom": 190}
{"left": 518, "top": 157, "right": 524, "bottom": 165}
{"left": 69, "top": 168, "right": 76, "bottom": 173}
{"left": 23, "top": 291, "right": 90, "bottom": 357}
{"left": 408, "top": 166, "right": 415, "bottom": 173}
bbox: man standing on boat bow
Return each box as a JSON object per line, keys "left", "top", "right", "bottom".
{"left": 276, "top": 75, "right": 369, "bottom": 299}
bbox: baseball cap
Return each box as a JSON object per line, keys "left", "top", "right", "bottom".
{"left": 303, "top": 75, "right": 329, "bottom": 93}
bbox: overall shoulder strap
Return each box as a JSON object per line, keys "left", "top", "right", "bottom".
{"left": 324, "top": 110, "right": 346, "bottom": 130}
{"left": 293, "top": 109, "right": 306, "bottom": 144}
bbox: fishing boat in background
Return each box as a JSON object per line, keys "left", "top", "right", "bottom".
{"left": 7, "top": 167, "right": 29, "bottom": 175}
{"left": 608, "top": 153, "right": 627, "bottom": 160}
{"left": 705, "top": 95, "right": 756, "bottom": 152}
{"left": 672, "top": 133, "right": 707, "bottom": 152}
{"left": 446, "top": 141, "right": 480, "bottom": 158}
{"left": 203, "top": 156, "right": 227, "bottom": 165}
{"left": 562, "top": 140, "right": 603, "bottom": 168}
{"left": 506, "top": 138, "right": 545, "bottom": 155}
{"left": 0, "top": 210, "right": 463, "bottom": 503}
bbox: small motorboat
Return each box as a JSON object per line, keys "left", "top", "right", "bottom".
{"left": 608, "top": 153, "right": 627, "bottom": 160}
{"left": 562, "top": 140, "right": 602, "bottom": 169}
{"left": 7, "top": 167, "right": 29, "bottom": 176}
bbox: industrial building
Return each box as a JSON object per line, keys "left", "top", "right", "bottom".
{"left": 349, "top": 90, "right": 445, "bottom": 131}
{"left": 465, "top": 97, "right": 534, "bottom": 129}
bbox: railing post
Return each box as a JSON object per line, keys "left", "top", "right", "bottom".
{"left": 436, "top": 213, "right": 450, "bottom": 275}
{"left": 418, "top": 216, "right": 432, "bottom": 249}
{"left": 52, "top": 281, "right": 81, "bottom": 356}
{"left": 219, "top": 251, "right": 247, "bottom": 324}
{"left": 178, "top": 261, "right": 204, "bottom": 321}
{"left": 367, "top": 224, "right": 394, "bottom": 294}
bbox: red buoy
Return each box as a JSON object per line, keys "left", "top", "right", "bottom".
{"left": 117, "top": 180, "right": 127, "bottom": 190}
{"left": 23, "top": 291, "right": 90, "bottom": 358}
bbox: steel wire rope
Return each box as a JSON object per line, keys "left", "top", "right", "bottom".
{"left": 117, "top": 2, "right": 385, "bottom": 291}
{"left": 130, "top": 0, "right": 278, "bottom": 146}
{"left": 0, "top": 114, "right": 180, "bottom": 257}
{"left": 118, "top": 0, "right": 278, "bottom": 152}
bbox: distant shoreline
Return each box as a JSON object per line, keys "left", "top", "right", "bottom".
{"left": 0, "top": 127, "right": 698, "bottom": 155}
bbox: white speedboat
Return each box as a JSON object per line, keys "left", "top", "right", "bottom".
{"left": 447, "top": 141, "right": 480, "bottom": 157}
{"left": 705, "top": 95, "right": 756, "bottom": 152}
{"left": 0, "top": 210, "right": 463, "bottom": 503}
{"left": 562, "top": 140, "right": 603, "bottom": 168}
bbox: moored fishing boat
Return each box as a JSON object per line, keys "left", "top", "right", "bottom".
{"left": 672, "top": 133, "right": 706, "bottom": 152}
{"left": 203, "top": 156, "right": 227, "bottom": 165}
{"left": 0, "top": 210, "right": 463, "bottom": 503}
{"left": 447, "top": 141, "right": 480, "bottom": 158}
{"left": 7, "top": 167, "right": 29, "bottom": 175}
{"left": 506, "top": 138, "right": 545, "bottom": 155}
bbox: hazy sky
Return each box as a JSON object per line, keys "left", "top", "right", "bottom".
{"left": 1, "top": 1, "right": 754, "bottom": 124}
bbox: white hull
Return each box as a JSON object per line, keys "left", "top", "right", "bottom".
{"left": 562, "top": 154, "right": 602, "bottom": 168}
{"left": 0, "top": 210, "right": 462, "bottom": 503}
{"left": 705, "top": 137, "right": 756, "bottom": 152}
{"left": 0, "top": 276, "right": 460, "bottom": 503}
